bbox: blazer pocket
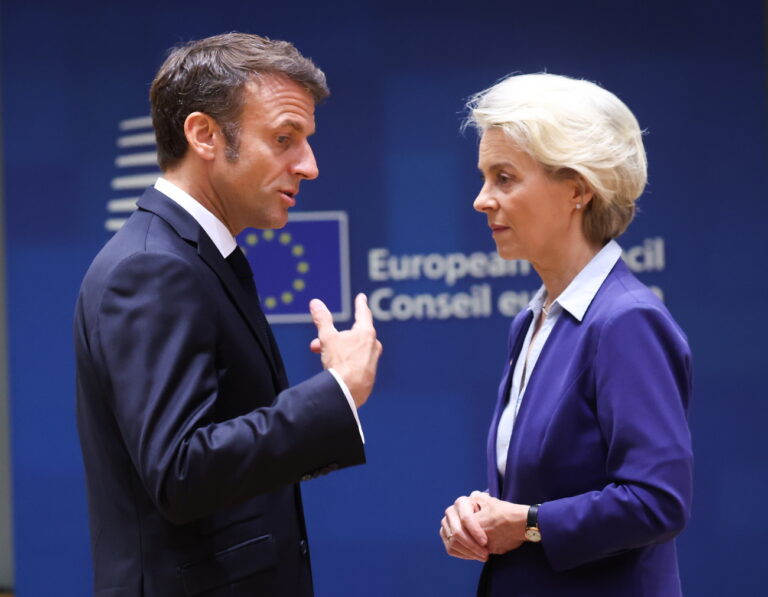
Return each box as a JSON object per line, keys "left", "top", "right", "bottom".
{"left": 178, "top": 534, "right": 278, "bottom": 596}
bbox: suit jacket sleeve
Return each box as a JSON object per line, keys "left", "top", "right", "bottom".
{"left": 539, "top": 305, "right": 693, "bottom": 571}
{"left": 93, "top": 250, "right": 364, "bottom": 524}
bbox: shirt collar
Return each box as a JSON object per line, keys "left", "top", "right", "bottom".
{"left": 154, "top": 177, "right": 237, "bottom": 258}
{"left": 528, "top": 285, "right": 558, "bottom": 317}
{"left": 526, "top": 240, "right": 623, "bottom": 322}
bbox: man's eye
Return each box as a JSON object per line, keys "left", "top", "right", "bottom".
{"left": 277, "top": 135, "right": 290, "bottom": 144}
{"left": 498, "top": 173, "right": 512, "bottom": 184}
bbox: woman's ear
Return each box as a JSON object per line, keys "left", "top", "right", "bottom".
{"left": 569, "top": 173, "right": 594, "bottom": 211}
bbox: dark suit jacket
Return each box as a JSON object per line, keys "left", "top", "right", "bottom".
{"left": 479, "top": 259, "right": 693, "bottom": 597}
{"left": 74, "top": 187, "right": 365, "bottom": 596}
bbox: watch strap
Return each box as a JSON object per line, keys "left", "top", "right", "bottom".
{"left": 527, "top": 504, "right": 540, "bottom": 528}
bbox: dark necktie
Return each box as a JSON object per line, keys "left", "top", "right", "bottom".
{"left": 226, "top": 247, "right": 260, "bottom": 298}
{"left": 226, "top": 248, "right": 288, "bottom": 388}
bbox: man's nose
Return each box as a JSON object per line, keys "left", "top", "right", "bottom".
{"left": 294, "top": 141, "right": 319, "bottom": 180}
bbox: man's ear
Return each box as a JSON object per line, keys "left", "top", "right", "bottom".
{"left": 183, "top": 112, "right": 219, "bottom": 161}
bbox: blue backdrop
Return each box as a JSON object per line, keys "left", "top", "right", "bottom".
{"left": 3, "top": 0, "right": 767, "bottom": 594}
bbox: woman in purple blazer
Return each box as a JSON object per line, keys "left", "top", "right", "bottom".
{"left": 439, "top": 74, "right": 693, "bottom": 596}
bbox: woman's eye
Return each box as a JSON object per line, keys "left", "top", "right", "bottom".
{"left": 498, "top": 173, "right": 511, "bottom": 184}
{"left": 277, "top": 135, "right": 290, "bottom": 145}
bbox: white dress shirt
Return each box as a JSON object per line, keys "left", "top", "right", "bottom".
{"left": 496, "top": 240, "right": 623, "bottom": 475}
{"left": 154, "top": 177, "right": 364, "bottom": 442}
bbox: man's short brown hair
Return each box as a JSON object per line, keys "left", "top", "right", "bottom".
{"left": 150, "top": 32, "right": 329, "bottom": 170}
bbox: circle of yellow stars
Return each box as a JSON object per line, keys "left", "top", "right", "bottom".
{"left": 243, "top": 230, "right": 310, "bottom": 310}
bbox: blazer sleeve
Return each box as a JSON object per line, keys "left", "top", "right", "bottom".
{"left": 94, "top": 251, "right": 365, "bottom": 524}
{"left": 539, "top": 305, "right": 693, "bottom": 571}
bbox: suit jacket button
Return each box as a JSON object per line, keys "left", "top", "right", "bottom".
{"left": 299, "top": 539, "right": 308, "bottom": 557}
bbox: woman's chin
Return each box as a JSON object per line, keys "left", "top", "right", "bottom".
{"left": 495, "top": 245, "right": 525, "bottom": 262}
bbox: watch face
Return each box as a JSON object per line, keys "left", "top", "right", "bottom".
{"left": 525, "top": 528, "right": 542, "bottom": 543}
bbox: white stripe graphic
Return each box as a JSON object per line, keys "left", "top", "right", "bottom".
{"left": 111, "top": 173, "right": 159, "bottom": 190}
{"left": 117, "top": 133, "right": 156, "bottom": 148}
{"left": 107, "top": 198, "right": 139, "bottom": 212}
{"left": 115, "top": 152, "right": 158, "bottom": 168}
{"left": 119, "top": 116, "right": 153, "bottom": 130}
{"left": 104, "top": 218, "right": 128, "bottom": 232}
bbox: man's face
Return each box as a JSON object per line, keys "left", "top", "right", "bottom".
{"left": 210, "top": 76, "right": 318, "bottom": 234}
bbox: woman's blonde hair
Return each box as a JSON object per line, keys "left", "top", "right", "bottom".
{"left": 465, "top": 73, "right": 647, "bottom": 244}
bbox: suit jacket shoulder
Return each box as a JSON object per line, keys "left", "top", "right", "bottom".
{"left": 75, "top": 187, "right": 364, "bottom": 596}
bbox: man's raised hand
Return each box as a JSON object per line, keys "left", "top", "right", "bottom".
{"left": 310, "top": 293, "right": 382, "bottom": 407}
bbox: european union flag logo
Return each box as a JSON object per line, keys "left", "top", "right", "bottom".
{"left": 237, "top": 211, "right": 350, "bottom": 324}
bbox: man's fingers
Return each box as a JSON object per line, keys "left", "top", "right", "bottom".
{"left": 309, "top": 338, "right": 322, "bottom": 354}
{"left": 309, "top": 298, "right": 337, "bottom": 339}
{"left": 352, "top": 293, "right": 374, "bottom": 329}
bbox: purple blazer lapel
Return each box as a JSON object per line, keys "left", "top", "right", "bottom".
{"left": 487, "top": 309, "right": 534, "bottom": 497}
{"left": 498, "top": 313, "right": 578, "bottom": 498}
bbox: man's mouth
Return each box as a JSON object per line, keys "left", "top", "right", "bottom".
{"left": 279, "top": 190, "right": 297, "bottom": 206}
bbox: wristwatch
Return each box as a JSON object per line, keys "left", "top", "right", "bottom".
{"left": 524, "top": 504, "right": 542, "bottom": 543}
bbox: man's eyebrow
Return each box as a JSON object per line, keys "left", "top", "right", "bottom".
{"left": 276, "top": 119, "right": 315, "bottom": 135}
{"left": 283, "top": 119, "right": 303, "bottom": 131}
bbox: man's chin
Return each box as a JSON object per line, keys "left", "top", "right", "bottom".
{"left": 245, "top": 211, "right": 289, "bottom": 231}
{"left": 271, "top": 214, "right": 290, "bottom": 229}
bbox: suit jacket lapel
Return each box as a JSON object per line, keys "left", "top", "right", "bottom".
{"left": 195, "top": 231, "right": 282, "bottom": 376}
{"left": 499, "top": 312, "right": 572, "bottom": 498}
{"left": 487, "top": 309, "right": 533, "bottom": 497}
{"left": 136, "top": 188, "right": 282, "bottom": 386}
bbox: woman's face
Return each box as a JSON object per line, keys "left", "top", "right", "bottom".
{"left": 474, "top": 128, "right": 579, "bottom": 263}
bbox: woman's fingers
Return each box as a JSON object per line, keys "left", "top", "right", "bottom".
{"left": 443, "top": 502, "right": 489, "bottom": 560}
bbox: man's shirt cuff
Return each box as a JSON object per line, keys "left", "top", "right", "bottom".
{"left": 328, "top": 368, "right": 365, "bottom": 443}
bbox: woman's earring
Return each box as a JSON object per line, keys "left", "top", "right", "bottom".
{"left": 575, "top": 203, "right": 582, "bottom": 210}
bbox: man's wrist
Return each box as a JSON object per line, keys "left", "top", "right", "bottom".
{"left": 328, "top": 368, "right": 365, "bottom": 443}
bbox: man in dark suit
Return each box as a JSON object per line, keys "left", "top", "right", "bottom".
{"left": 74, "top": 33, "right": 382, "bottom": 596}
